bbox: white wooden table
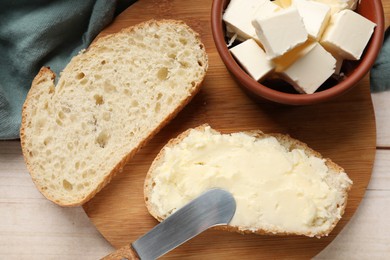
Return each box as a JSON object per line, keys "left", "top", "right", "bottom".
{"left": 0, "top": 91, "right": 389, "bottom": 259}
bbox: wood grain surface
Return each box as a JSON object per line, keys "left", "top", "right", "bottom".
{"left": 83, "top": 0, "right": 377, "bottom": 258}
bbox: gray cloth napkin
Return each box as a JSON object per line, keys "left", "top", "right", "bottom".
{"left": 0, "top": 0, "right": 135, "bottom": 140}
{"left": 371, "top": 27, "right": 390, "bottom": 93}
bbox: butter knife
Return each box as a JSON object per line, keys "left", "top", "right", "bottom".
{"left": 102, "top": 188, "right": 236, "bottom": 260}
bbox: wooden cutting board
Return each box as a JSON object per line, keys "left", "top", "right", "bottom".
{"left": 83, "top": 0, "right": 377, "bottom": 258}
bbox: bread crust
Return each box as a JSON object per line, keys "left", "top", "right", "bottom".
{"left": 144, "top": 124, "right": 352, "bottom": 237}
{"left": 20, "top": 20, "right": 208, "bottom": 206}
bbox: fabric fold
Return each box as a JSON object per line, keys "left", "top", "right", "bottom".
{"left": 0, "top": 0, "right": 135, "bottom": 139}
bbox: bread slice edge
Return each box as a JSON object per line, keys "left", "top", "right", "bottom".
{"left": 20, "top": 19, "right": 208, "bottom": 206}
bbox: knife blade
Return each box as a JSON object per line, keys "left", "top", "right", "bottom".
{"left": 102, "top": 188, "right": 236, "bottom": 260}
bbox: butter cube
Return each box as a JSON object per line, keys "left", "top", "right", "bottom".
{"left": 345, "top": 0, "right": 358, "bottom": 10}
{"left": 252, "top": 7, "right": 308, "bottom": 58}
{"left": 273, "top": 40, "right": 316, "bottom": 72}
{"left": 333, "top": 55, "right": 343, "bottom": 75}
{"left": 321, "top": 9, "right": 376, "bottom": 60}
{"left": 293, "top": 0, "right": 331, "bottom": 40}
{"left": 253, "top": 0, "right": 281, "bottom": 19}
{"left": 312, "top": 0, "right": 358, "bottom": 15}
{"left": 279, "top": 43, "right": 336, "bottom": 94}
{"left": 230, "top": 39, "right": 275, "bottom": 81}
{"left": 274, "top": 0, "right": 292, "bottom": 8}
{"left": 223, "top": 0, "right": 268, "bottom": 40}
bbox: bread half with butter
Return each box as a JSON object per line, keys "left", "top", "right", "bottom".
{"left": 20, "top": 20, "right": 208, "bottom": 206}
{"left": 144, "top": 124, "right": 352, "bottom": 238}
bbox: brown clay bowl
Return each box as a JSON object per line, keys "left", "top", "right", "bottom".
{"left": 211, "top": 0, "right": 385, "bottom": 105}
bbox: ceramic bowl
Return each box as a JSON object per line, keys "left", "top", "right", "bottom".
{"left": 211, "top": 0, "right": 385, "bottom": 105}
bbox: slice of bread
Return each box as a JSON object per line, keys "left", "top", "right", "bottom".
{"left": 20, "top": 20, "right": 208, "bottom": 206}
{"left": 144, "top": 124, "right": 353, "bottom": 238}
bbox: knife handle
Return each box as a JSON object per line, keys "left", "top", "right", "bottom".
{"left": 102, "top": 244, "right": 140, "bottom": 260}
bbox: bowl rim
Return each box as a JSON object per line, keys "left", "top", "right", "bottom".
{"left": 211, "top": 0, "right": 385, "bottom": 105}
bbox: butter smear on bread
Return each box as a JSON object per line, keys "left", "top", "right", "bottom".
{"left": 145, "top": 125, "right": 352, "bottom": 237}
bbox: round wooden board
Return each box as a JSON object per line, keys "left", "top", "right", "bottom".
{"left": 83, "top": 0, "right": 376, "bottom": 258}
